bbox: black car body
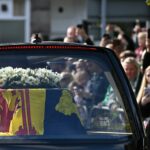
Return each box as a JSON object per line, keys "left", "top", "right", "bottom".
{"left": 0, "top": 43, "right": 148, "bottom": 150}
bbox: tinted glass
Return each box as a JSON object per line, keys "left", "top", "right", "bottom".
{"left": 0, "top": 51, "right": 132, "bottom": 138}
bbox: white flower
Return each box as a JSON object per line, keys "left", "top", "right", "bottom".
{"left": 0, "top": 67, "right": 60, "bottom": 88}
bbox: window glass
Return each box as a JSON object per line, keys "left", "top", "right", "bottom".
{"left": 0, "top": 54, "right": 132, "bottom": 137}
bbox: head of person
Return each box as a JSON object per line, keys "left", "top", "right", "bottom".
{"left": 60, "top": 72, "right": 73, "bottom": 88}
{"left": 86, "top": 61, "right": 102, "bottom": 75}
{"left": 105, "top": 24, "right": 115, "bottom": 34}
{"left": 117, "top": 33, "right": 135, "bottom": 51}
{"left": 74, "top": 59, "right": 86, "bottom": 73}
{"left": 75, "top": 24, "right": 88, "bottom": 41}
{"left": 66, "top": 26, "right": 76, "bottom": 38}
{"left": 74, "top": 70, "right": 90, "bottom": 86}
{"left": 76, "top": 24, "right": 86, "bottom": 35}
{"left": 121, "top": 57, "right": 139, "bottom": 81}
{"left": 133, "top": 24, "right": 142, "bottom": 34}
{"left": 30, "top": 33, "right": 43, "bottom": 43}
{"left": 119, "top": 50, "right": 136, "bottom": 62}
{"left": 99, "top": 33, "right": 111, "bottom": 47}
{"left": 137, "top": 31, "right": 147, "bottom": 47}
{"left": 108, "top": 39, "right": 124, "bottom": 57}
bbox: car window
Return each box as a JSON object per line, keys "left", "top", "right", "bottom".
{"left": 0, "top": 52, "right": 132, "bottom": 138}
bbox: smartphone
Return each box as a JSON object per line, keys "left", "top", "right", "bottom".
{"left": 144, "top": 87, "right": 150, "bottom": 95}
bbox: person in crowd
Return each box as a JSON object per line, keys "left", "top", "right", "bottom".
{"left": 99, "top": 33, "right": 111, "bottom": 47}
{"left": 117, "top": 33, "right": 135, "bottom": 51}
{"left": 85, "top": 61, "right": 109, "bottom": 106}
{"left": 65, "top": 26, "right": 77, "bottom": 42}
{"left": 106, "top": 39, "right": 125, "bottom": 58}
{"left": 64, "top": 57, "right": 77, "bottom": 73}
{"left": 73, "top": 70, "right": 90, "bottom": 90}
{"left": 47, "top": 59, "right": 67, "bottom": 73}
{"left": 99, "top": 85, "right": 121, "bottom": 111}
{"left": 72, "top": 70, "right": 91, "bottom": 105}
{"left": 99, "top": 57, "right": 139, "bottom": 111}
{"left": 105, "top": 24, "right": 116, "bottom": 38}
{"left": 73, "top": 59, "right": 87, "bottom": 74}
{"left": 119, "top": 50, "right": 136, "bottom": 62}
{"left": 121, "top": 57, "right": 139, "bottom": 95}
{"left": 64, "top": 24, "right": 94, "bottom": 45}
{"left": 69, "top": 70, "right": 91, "bottom": 126}
{"left": 30, "top": 33, "right": 43, "bottom": 43}
{"left": 105, "top": 24, "right": 123, "bottom": 39}
{"left": 60, "top": 72, "right": 73, "bottom": 88}
{"left": 135, "top": 31, "right": 147, "bottom": 62}
{"left": 75, "top": 24, "right": 94, "bottom": 45}
{"left": 141, "top": 28, "right": 150, "bottom": 73}
{"left": 68, "top": 69, "right": 91, "bottom": 105}
{"left": 131, "top": 20, "right": 142, "bottom": 48}
{"left": 69, "top": 60, "right": 109, "bottom": 107}
{"left": 136, "top": 28, "right": 150, "bottom": 95}
{"left": 137, "top": 65, "right": 150, "bottom": 128}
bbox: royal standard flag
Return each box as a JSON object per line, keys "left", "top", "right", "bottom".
{"left": 0, "top": 89, "right": 46, "bottom": 135}
{"left": 0, "top": 89, "right": 85, "bottom": 136}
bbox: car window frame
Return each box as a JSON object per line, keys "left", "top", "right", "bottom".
{"left": 0, "top": 44, "right": 145, "bottom": 143}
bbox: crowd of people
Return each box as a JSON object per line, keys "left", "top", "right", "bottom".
{"left": 62, "top": 22, "right": 150, "bottom": 129}
{"left": 31, "top": 21, "right": 150, "bottom": 129}
{"left": 45, "top": 56, "right": 109, "bottom": 128}
{"left": 63, "top": 24, "right": 94, "bottom": 45}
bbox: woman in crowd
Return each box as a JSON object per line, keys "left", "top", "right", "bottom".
{"left": 136, "top": 28, "right": 150, "bottom": 96}
{"left": 137, "top": 65, "right": 150, "bottom": 127}
{"left": 135, "top": 31, "right": 147, "bottom": 62}
{"left": 141, "top": 28, "right": 150, "bottom": 73}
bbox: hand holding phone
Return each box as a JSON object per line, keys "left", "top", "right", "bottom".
{"left": 144, "top": 87, "right": 150, "bottom": 95}
{"left": 141, "top": 88, "right": 150, "bottom": 105}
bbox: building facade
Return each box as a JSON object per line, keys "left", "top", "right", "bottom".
{"left": 0, "top": 0, "right": 150, "bottom": 43}
{"left": 31, "top": 0, "right": 150, "bottom": 41}
{"left": 0, "top": 0, "right": 30, "bottom": 43}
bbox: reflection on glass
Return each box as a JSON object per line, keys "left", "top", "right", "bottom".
{"left": 0, "top": 55, "right": 131, "bottom": 137}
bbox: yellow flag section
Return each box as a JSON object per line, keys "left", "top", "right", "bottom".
{"left": 0, "top": 89, "right": 46, "bottom": 135}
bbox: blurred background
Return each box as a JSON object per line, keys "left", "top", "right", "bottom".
{"left": 0, "top": 0, "right": 149, "bottom": 44}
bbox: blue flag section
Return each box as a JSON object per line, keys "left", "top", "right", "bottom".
{"left": 44, "top": 89, "right": 86, "bottom": 135}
